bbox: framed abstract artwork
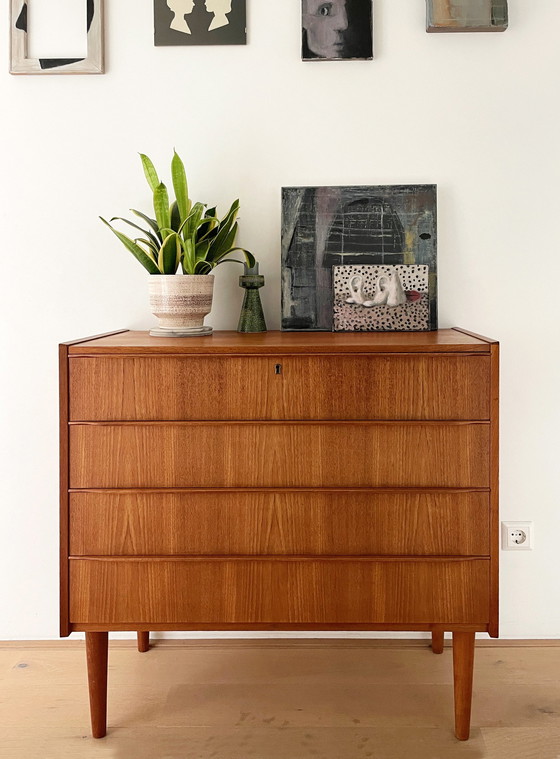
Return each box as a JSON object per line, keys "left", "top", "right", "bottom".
{"left": 10, "top": 0, "right": 104, "bottom": 74}
{"left": 333, "top": 264, "right": 431, "bottom": 332}
{"left": 281, "top": 185, "right": 437, "bottom": 331}
{"left": 427, "top": 0, "right": 508, "bottom": 32}
{"left": 154, "top": 0, "right": 247, "bottom": 46}
{"left": 302, "top": 0, "right": 373, "bottom": 61}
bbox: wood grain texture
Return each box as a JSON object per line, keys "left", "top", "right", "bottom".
{"left": 85, "top": 632, "right": 108, "bottom": 739}
{"left": 69, "top": 490, "right": 490, "bottom": 557}
{"left": 3, "top": 643, "right": 559, "bottom": 756}
{"left": 59, "top": 343, "right": 70, "bottom": 638}
{"left": 69, "top": 422, "right": 490, "bottom": 489}
{"left": 489, "top": 343, "right": 500, "bottom": 637}
{"left": 69, "top": 355, "right": 491, "bottom": 421}
{"left": 67, "top": 329, "right": 491, "bottom": 355}
{"left": 69, "top": 558, "right": 490, "bottom": 626}
{"left": 453, "top": 631, "right": 476, "bottom": 740}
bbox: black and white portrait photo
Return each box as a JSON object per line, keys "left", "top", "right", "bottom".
{"left": 302, "top": 0, "right": 373, "bottom": 61}
{"left": 154, "top": 0, "right": 246, "bottom": 46}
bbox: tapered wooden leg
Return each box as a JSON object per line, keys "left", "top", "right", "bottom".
{"left": 86, "top": 632, "right": 108, "bottom": 739}
{"left": 431, "top": 629, "right": 445, "bottom": 654}
{"left": 137, "top": 631, "right": 150, "bottom": 653}
{"left": 452, "top": 631, "right": 475, "bottom": 741}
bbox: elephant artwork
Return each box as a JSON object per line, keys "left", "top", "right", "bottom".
{"left": 154, "top": 0, "right": 246, "bottom": 45}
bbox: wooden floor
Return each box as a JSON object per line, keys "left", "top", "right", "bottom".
{"left": 1, "top": 639, "right": 560, "bottom": 758}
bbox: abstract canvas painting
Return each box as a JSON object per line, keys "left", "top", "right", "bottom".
{"left": 281, "top": 185, "right": 437, "bottom": 331}
{"left": 427, "top": 0, "right": 508, "bottom": 32}
{"left": 154, "top": 0, "right": 246, "bottom": 46}
{"left": 302, "top": 0, "right": 373, "bottom": 61}
{"left": 10, "top": 0, "right": 104, "bottom": 74}
{"left": 333, "top": 265, "right": 431, "bottom": 332}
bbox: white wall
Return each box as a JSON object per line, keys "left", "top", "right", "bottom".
{"left": 1, "top": 0, "right": 559, "bottom": 640}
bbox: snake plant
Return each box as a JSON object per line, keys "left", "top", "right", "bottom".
{"left": 101, "top": 151, "right": 255, "bottom": 275}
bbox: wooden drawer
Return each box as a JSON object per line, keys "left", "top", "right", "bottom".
{"left": 70, "top": 422, "right": 489, "bottom": 488}
{"left": 69, "top": 422, "right": 490, "bottom": 489}
{"left": 69, "top": 490, "right": 490, "bottom": 557}
{"left": 68, "top": 355, "right": 490, "bottom": 421}
{"left": 69, "top": 558, "right": 490, "bottom": 625}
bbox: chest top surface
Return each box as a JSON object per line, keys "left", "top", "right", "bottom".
{"left": 66, "top": 328, "right": 496, "bottom": 355}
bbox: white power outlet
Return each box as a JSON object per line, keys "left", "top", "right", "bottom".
{"left": 501, "top": 521, "right": 533, "bottom": 551}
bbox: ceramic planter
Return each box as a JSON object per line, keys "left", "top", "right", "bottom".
{"left": 148, "top": 275, "right": 214, "bottom": 335}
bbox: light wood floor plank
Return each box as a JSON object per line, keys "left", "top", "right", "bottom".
{"left": 1, "top": 641, "right": 559, "bottom": 758}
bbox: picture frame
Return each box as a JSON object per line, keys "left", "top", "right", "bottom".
{"left": 426, "top": 0, "right": 508, "bottom": 33}
{"left": 282, "top": 185, "right": 437, "bottom": 331}
{"left": 154, "top": 0, "right": 247, "bottom": 47}
{"left": 10, "top": 0, "right": 105, "bottom": 75}
{"left": 302, "top": 0, "right": 373, "bottom": 61}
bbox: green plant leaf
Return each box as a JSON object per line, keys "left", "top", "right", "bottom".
{"left": 110, "top": 217, "right": 160, "bottom": 250}
{"left": 208, "top": 220, "right": 239, "bottom": 263}
{"left": 195, "top": 239, "right": 211, "bottom": 261}
{"left": 215, "top": 247, "right": 257, "bottom": 270}
{"left": 139, "top": 153, "right": 160, "bottom": 192}
{"left": 130, "top": 209, "right": 162, "bottom": 242}
{"left": 153, "top": 183, "right": 170, "bottom": 233}
{"left": 158, "top": 233, "right": 181, "bottom": 274}
{"left": 171, "top": 150, "right": 190, "bottom": 221}
{"left": 170, "top": 201, "right": 181, "bottom": 232}
{"left": 134, "top": 237, "right": 159, "bottom": 257}
{"left": 182, "top": 238, "right": 196, "bottom": 274}
{"left": 207, "top": 201, "right": 240, "bottom": 261}
{"left": 180, "top": 202, "right": 206, "bottom": 241}
{"left": 197, "top": 215, "right": 220, "bottom": 242}
{"left": 193, "top": 260, "right": 213, "bottom": 275}
{"left": 100, "top": 217, "right": 161, "bottom": 274}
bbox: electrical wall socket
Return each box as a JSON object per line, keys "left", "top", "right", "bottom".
{"left": 501, "top": 521, "right": 533, "bottom": 551}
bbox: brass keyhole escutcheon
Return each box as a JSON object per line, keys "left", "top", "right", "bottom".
{"left": 275, "top": 364, "right": 282, "bottom": 375}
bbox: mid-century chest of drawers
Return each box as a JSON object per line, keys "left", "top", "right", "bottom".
{"left": 60, "top": 328, "right": 499, "bottom": 740}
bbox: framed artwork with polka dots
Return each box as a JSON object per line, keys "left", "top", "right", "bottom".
{"left": 333, "top": 264, "right": 431, "bottom": 332}
{"left": 282, "top": 185, "right": 437, "bottom": 331}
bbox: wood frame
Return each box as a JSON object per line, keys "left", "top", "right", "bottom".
{"left": 10, "top": 0, "right": 104, "bottom": 75}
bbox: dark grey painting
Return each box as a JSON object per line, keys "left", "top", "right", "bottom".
{"left": 427, "top": 0, "right": 508, "bottom": 32}
{"left": 155, "top": 0, "right": 246, "bottom": 46}
{"left": 302, "top": 0, "right": 373, "bottom": 61}
{"left": 281, "top": 185, "right": 437, "bottom": 331}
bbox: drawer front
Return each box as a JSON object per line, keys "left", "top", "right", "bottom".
{"left": 69, "top": 490, "right": 490, "bottom": 557}
{"left": 69, "top": 558, "right": 490, "bottom": 625}
{"left": 68, "top": 355, "right": 490, "bottom": 421}
{"left": 69, "top": 423, "right": 490, "bottom": 489}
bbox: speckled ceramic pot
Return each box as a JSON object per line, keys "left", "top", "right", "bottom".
{"left": 149, "top": 275, "right": 214, "bottom": 331}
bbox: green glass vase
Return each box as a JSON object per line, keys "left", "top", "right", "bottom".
{"left": 237, "top": 265, "right": 267, "bottom": 333}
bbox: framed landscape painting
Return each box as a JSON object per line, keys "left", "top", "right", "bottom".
{"left": 281, "top": 185, "right": 437, "bottom": 331}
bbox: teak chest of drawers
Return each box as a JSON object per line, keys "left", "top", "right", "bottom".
{"left": 60, "top": 328, "right": 499, "bottom": 740}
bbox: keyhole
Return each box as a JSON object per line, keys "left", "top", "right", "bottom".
{"left": 275, "top": 364, "right": 282, "bottom": 375}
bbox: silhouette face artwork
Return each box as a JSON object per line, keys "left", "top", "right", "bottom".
{"left": 303, "top": 0, "right": 348, "bottom": 59}
{"left": 205, "top": 0, "right": 233, "bottom": 31}
{"left": 167, "top": 0, "right": 195, "bottom": 34}
{"left": 155, "top": 0, "right": 246, "bottom": 46}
